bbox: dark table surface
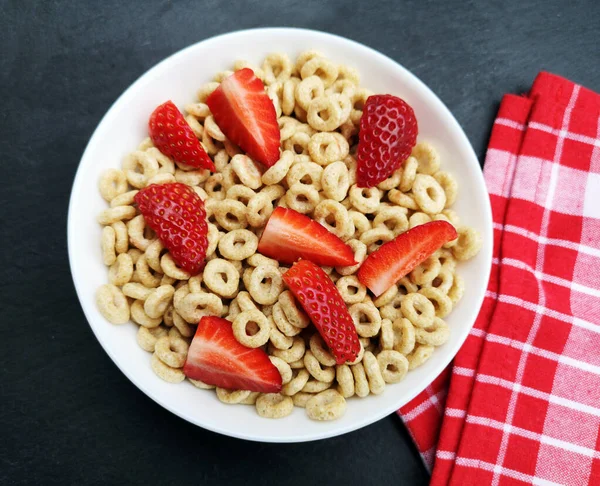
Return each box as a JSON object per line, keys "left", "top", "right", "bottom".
{"left": 2, "top": 0, "right": 599, "bottom": 484}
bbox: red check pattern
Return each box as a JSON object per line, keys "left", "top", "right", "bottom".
{"left": 398, "top": 72, "right": 600, "bottom": 485}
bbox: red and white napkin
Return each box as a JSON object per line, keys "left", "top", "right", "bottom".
{"left": 399, "top": 72, "right": 600, "bottom": 485}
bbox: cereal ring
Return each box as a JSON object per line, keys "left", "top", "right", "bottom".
{"left": 302, "top": 379, "right": 332, "bottom": 393}
{"left": 99, "top": 169, "right": 128, "bottom": 202}
{"left": 282, "top": 78, "right": 300, "bottom": 115}
{"left": 220, "top": 166, "right": 242, "bottom": 191}
{"left": 232, "top": 309, "right": 270, "bottom": 348}
{"left": 278, "top": 116, "right": 301, "bottom": 141}
{"left": 226, "top": 185, "right": 256, "bottom": 205}
{"left": 247, "top": 254, "right": 279, "bottom": 268}
{"left": 308, "top": 132, "right": 349, "bottom": 167}
{"left": 292, "top": 392, "right": 314, "bottom": 408}
{"left": 281, "top": 368, "right": 310, "bottom": 396}
{"left": 336, "top": 64, "right": 360, "bottom": 85}
{"left": 410, "top": 255, "right": 442, "bottom": 285}
{"left": 285, "top": 182, "right": 320, "bottom": 214}
{"left": 269, "top": 316, "right": 294, "bottom": 349}
{"left": 216, "top": 388, "right": 252, "bottom": 404}
{"left": 247, "top": 185, "right": 285, "bottom": 227}
{"left": 262, "top": 52, "right": 292, "bottom": 85}
{"left": 108, "top": 252, "right": 134, "bottom": 286}
{"left": 110, "top": 190, "right": 138, "bottom": 209}
{"left": 122, "top": 151, "right": 159, "bottom": 188}
{"left": 136, "top": 325, "right": 168, "bottom": 352}
{"left": 329, "top": 93, "right": 352, "bottom": 124}
{"left": 286, "top": 161, "right": 323, "bottom": 190}
{"left": 452, "top": 226, "right": 482, "bottom": 261}
{"left": 373, "top": 206, "right": 409, "bottom": 236}
{"left": 96, "top": 284, "right": 130, "bottom": 324}
{"left": 442, "top": 209, "right": 461, "bottom": 227}
{"left": 283, "top": 130, "right": 311, "bottom": 155}
{"left": 163, "top": 305, "right": 175, "bottom": 326}
{"left": 214, "top": 199, "right": 248, "bottom": 231}
{"left": 423, "top": 266, "right": 454, "bottom": 295}
{"left": 300, "top": 57, "right": 338, "bottom": 87}
{"left": 295, "top": 50, "right": 323, "bottom": 73}
{"left": 239, "top": 392, "right": 261, "bottom": 405}
{"left": 409, "top": 212, "right": 432, "bottom": 229}
{"left": 172, "top": 310, "right": 195, "bottom": 338}
{"left": 269, "top": 356, "right": 293, "bottom": 385}
{"left": 101, "top": 226, "right": 117, "bottom": 265}
{"left": 350, "top": 362, "right": 370, "bottom": 398}
{"left": 373, "top": 284, "right": 398, "bottom": 307}
{"left": 189, "top": 378, "right": 215, "bottom": 390}
{"left": 335, "top": 239, "right": 367, "bottom": 276}
{"left": 217, "top": 229, "right": 257, "bottom": 261}
{"left": 433, "top": 171, "right": 458, "bottom": 208}
{"left": 350, "top": 88, "right": 373, "bottom": 124}
{"left": 151, "top": 353, "right": 185, "bottom": 383}
{"left": 448, "top": 273, "right": 465, "bottom": 304}
{"left": 419, "top": 287, "right": 453, "bottom": 318}
{"left": 379, "top": 318, "right": 394, "bottom": 350}
{"left": 256, "top": 393, "right": 294, "bottom": 418}
{"left": 362, "top": 351, "right": 385, "bottom": 395}
{"left": 295, "top": 75, "right": 325, "bottom": 111}
{"left": 415, "top": 317, "right": 450, "bottom": 346}
{"left": 247, "top": 264, "right": 284, "bottom": 305}
{"left": 205, "top": 223, "right": 220, "bottom": 258}
{"left": 147, "top": 173, "right": 176, "bottom": 185}
{"left": 204, "top": 173, "right": 227, "bottom": 201}
{"left": 349, "top": 301, "right": 382, "bottom": 338}
{"left": 174, "top": 168, "right": 210, "bottom": 186}
{"left": 313, "top": 199, "right": 353, "bottom": 240}
{"left": 196, "top": 81, "right": 219, "bottom": 103}
{"left": 143, "top": 285, "right": 175, "bottom": 319}
{"left": 131, "top": 299, "right": 162, "bottom": 328}
{"left": 278, "top": 291, "right": 310, "bottom": 328}
{"left": 393, "top": 318, "right": 416, "bottom": 355}
{"left": 289, "top": 359, "right": 305, "bottom": 369}
{"left": 135, "top": 254, "right": 162, "bottom": 288}
{"left": 307, "top": 95, "right": 342, "bottom": 131}
{"left": 407, "top": 344, "right": 435, "bottom": 370}
{"left": 327, "top": 79, "right": 356, "bottom": 98}
{"left": 306, "top": 389, "right": 346, "bottom": 421}
{"left": 97, "top": 205, "right": 137, "bottom": 225}
{"left": 377, "top": 350, "right": 409, "bottom": 384}
{"left": 304, "top": 350, "right": 335, "bottom": 383}
{"left": 155, "top": 335, "right": 189, "bottom": 368}
{"left": 349, "top": 185, "right": 381, "bottom": 213}
{"left": 272, "top": 302, "right": 302, "bottom": 337}
{"left": 388, "top": 189, "right": 418, "bottom": 210}
{"left": 340, "top": 119, "right": 358, "bottom": 142}
{"left": 377, "top": 168, "right": 403, "bottom": 191}
{"left": 233, "top": 60, "right": 264, "bottom": 80}
{"left": 401, "top": 293, "right": 435, "bottom": 328}
{"left": 177, "top": 292, "right": 223, "bottom": 324}
{"left": 262, "top": 150, "right": 294, "bottom": 185}
{"left": 360, "top": 227, "right": 394, "bottom": 253}
{"left": 203, "top": 259, "right": 240, "bottom": 298}
{"left": 122, "top": 282, "right": 152, "bottom": 300}
{"left": 336, "top": 276, "right": 367, "bottom": 305}
{"left": 413, "top": 142, "right": 441, "bottom": 175}
{"left": 184, "top": 114, "right": 204, "bottom": 139}
{"left": 412, "top": 174, "right": 446, "bottom": 214}
{"left": 231, "top": 154, "right": 263, "bottom": 190}
{"left": 396, "top": 156, "right": 418, "bottom": 192}
{"left": 309, "top": 334, "right": 336, "bottom": 367}
{"left": 380, "top": 291, "right": 404, "bottom": 322}
{"left": 272, "top": 336, "right": 306, "bottom": 364}
{"left": 127, "top": 215, "right": 156, "bottom": 251}
{"left": 343, "top": 154, "right": 358, "bottom": 186}
{"left": 159, "top": 253, "right": 191, "bottom": 281}
{"left": 321, "top": 161, "right": 350, "bottom": 202}
{"left": 335, "top": 364, "right": 355, "bottom": 398}
{"left": 185, "top": 102, "right": 211, "bottom": 119}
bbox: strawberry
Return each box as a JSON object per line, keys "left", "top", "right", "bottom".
{"left": 283, "top": 260, "right": 361, "bottom": 364}
{"left": 358, "top": 221, "right": 457, "bottom": 297}
{"left": 148, "top": 100, "right": 215, "bottom": 171}
{"left": 183, "top": 316, "right": 282, "bottom": 393}
{"left": 206, "top": 68, "right": 280, "bottom": 167}
{"left": 257, "top": 207, "right": 356, "bottom": 267}
{"left": 134, "top": 182, "right": 208, "bottom": 275}
{"left": 356, "top": 94, "right": 418, "bottom": 188}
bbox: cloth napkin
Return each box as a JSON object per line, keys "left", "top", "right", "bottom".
{"left": 399, "top": 72, "right": 600, "bottom": 485}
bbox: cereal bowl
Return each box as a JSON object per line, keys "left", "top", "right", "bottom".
{"left": 68, "top": 27, "right": 493, "bottom": 442}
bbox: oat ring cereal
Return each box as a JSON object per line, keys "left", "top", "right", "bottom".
{"left": 95, "top": 50, "right": 482, "bottom": 422}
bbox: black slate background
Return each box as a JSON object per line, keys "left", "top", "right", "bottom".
{"left": 2, "top": 0, "right": 599, "bottom": 484}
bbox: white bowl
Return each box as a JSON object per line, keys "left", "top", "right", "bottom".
{"left": 68, "top": 27, "right": 493, "bottom": 442}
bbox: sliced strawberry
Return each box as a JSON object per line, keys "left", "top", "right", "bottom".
{"left": 206, "top": 68, "right": 280, "bottom": 167}
{"left": 358, "top": 221, "right": 457, "bottom": 297}
{"left": 356, "top": 94, "right": 418, "bottom": 187}
{"left": 183, "top": 316, "right": 282, "bottom": 393}
{"left": 257, "top": 207, "right": 356, "bottom": 267}
{"left": 148, "top": 100, "right": 215, "bottom": 171}
{"left": 283, "top": 260, "right": 360, "bottom": 364}
{"left": 134, "top": 182, "right": 208, "bottom": 275}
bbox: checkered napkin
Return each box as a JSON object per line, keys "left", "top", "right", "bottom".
{"left": 399, "top": 72, "right": 600, "bottom": 485}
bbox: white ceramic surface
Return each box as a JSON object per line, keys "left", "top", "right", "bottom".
{"left": 68, "top": 27, "right": 493, "bottom": 442}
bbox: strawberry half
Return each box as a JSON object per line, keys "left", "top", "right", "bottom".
{"left": 358, "top": 221, "right": 457, "bottom": 297}
{"left": 148, "top": 100, "right": 215, "bottom": 171}
{"left": 257, "top": 207, "right": 356, "bottom": 267}
{"left": 356, "top": 94, "right": 418, "bottom": 187}
{"left": 183, "top": 316, "right": 282, "bottom": 393}
{"left": 206, "top": 68, "right": 280, "bottom": 167}
{"left": 283, "top": 260, "right": 360, "bottom": 364}
{"left": 134, "top": 182, "right": 208, "bottom": 275}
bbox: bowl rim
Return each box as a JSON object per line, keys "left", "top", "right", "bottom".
{"left": 68, "top": 27, "right": 493, "bottom": 442}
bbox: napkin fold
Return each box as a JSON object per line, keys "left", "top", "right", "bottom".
{"left": 399, "top": 72, "right": 600, "bottom": 486}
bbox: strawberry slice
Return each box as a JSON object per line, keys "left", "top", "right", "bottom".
{"left": 283, "top": 260, "right": 361, "bottom": 364}
{"left": 183, "top": 316, "right": 282, "bottom": 393}
{"left": 206, "top": 68, "right": 280, "bottom": 167}
{"left": 358, "top": 221, "right": 457, "bottom": 296}
{"left": 356, "top": 94, "right": 418, "bottom": 187}
{"left": 148, "top": 100, "right": 215, "bottom": 171}
{"left": 134, "top": 182, "right": 208, "bottom": 275}
{"left": 257, "top": 207, "right": 356, "bottom": 267}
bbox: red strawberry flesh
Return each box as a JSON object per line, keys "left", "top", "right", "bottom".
{"left": 257, "top": 207, "right": 356, "bottom": 267}
{"left": 183, "top": 316, "right": 282, "bottom": 393}
{"left": 206, "top": 68, "right": 280, "bottom": 167}
{"left": 134, "top": 182, "right": 208, "bottom": 275}
{"left": 148, "top": 100, "right": 215, "bottom": 171}
{"left": 283, "top": 260, "right": 361, "bottom": 364}
{"left": 356, "top": 94, "right": 418, "bottom": 188}
{"left": 358, "top": 221, "right": 457, "bottom": 297}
